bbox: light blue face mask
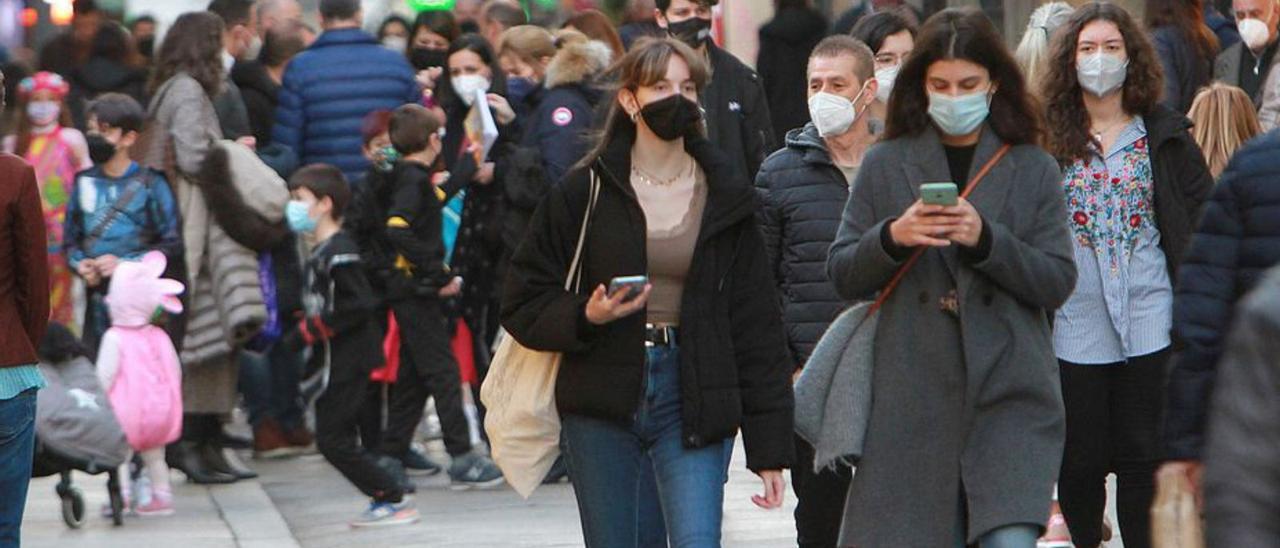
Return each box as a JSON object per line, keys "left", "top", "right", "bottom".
{"left": 285, "top": 200, "right": 317, "bottom": 234}
{"left": 927, "top": 89, "right": 992, "bottom": 137}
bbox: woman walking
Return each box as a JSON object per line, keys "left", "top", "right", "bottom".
{"left": 1041, "top": 4, "right": 1213, "bottom": 547}
{"left": 826, "top": 9, "right": 1076, "bottom": 546}
{"left": 502, "top": 38, "right": 794, "bottom": 548}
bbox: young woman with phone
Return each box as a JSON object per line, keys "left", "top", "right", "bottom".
{"left": 1040, "top": 5, "right": 1212, "bottom": 547}
{"left": 501, "top": 38, "right": 793, "bottom": 547}
{"left": 826, "top": 9, "right": 1076, "bottom": 546}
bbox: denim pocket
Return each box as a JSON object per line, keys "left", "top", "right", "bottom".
{"left": 0, "top": 390, "right": 36, "bottom": 443}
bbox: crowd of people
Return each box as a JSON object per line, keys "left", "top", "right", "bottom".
{"left": 1, "top": 0, "right": 1278, "bottom": 546}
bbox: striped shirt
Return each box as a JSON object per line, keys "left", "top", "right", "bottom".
{"left": 1054, "top": 117, "right": 1173, "bottom": 364}
{"left": 0, "top": 365, "right": 46, "bottom": 400}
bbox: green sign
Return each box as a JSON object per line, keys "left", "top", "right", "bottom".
{"left": 408, "top": 0, "right": 456, "bottom": 11}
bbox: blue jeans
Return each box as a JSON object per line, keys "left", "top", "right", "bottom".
{"left": 0, "top": 389, "right": 37, "bottom": 547}
{"left": 239, "top": 343, "right": 304, "bottom": 430}
{"left": 954, "top": 492, "right": 1040, "bottom": 548}
{"left": 561, "top": 342, "right": 733, "bottom": 548}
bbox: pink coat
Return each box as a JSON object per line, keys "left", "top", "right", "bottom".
{"left": 100, "top": 251, "right": 184, "bottom": 451}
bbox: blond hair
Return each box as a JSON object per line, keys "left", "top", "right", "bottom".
{"left": 1188, "top": 83, "right": 1262, "bottom": 178}
{"left": 498, "top": 25, "right": 556, "bottom": 66}
{"left": 1015, "top": 2, "right": 1074, "bottom": 97}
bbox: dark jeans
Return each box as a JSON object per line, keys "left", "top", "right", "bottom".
{"left": 792, "top": 435, "right": 852, "bottom": 548}
{"left": 379, "top": 297, "right": 471, "bottom": 458}
{"left": 561, "top": 342, "right": 733, "bottom": 548}
{"left": 0, "top": 389, "right": 37, "bottom": 546}
{"left": 239, "top": 342, "right": 304, "bottom": 430}
{"left": 1058, "top": 348, "right": 1170, "bottom": 548}
{"left": 316, "top": 374, "right": 402, "bottom": 502}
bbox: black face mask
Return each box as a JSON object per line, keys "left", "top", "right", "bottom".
{"left": 638, "top": 94, "right": 702, "bottom": 141}
{"left": 137, "top": 37, "right": 155, "bottom": 58}
{"left": 410, "top": 47, "right": 448, "bottom": 71}
{"left": 667, "top": 17, "right": 712, "bottom": 49}
{"left": 86, "top": 133, "right": 116, "bottom": 164}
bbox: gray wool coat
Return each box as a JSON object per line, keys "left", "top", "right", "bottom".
{"left": 826, "top": 125, "right": 1077, "bottom": 546}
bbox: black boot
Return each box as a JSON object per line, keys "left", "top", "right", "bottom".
{"left": 172, "top": 442, "right": 237, "bottom": 484}
{"left": 200, "top": 443, "right": 257, "bottom": 480}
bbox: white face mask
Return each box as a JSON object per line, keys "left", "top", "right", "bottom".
{"left": 382, "top": 36, "right": 408, "bottom": 52}
{"left": 244, "top": 34, "right": 263, "bottom": 60}
{"left": 1239, "top": 17, "right": 1272, "bottom": 51}
{"left": 874, "top": 64, "right": 900, "bottom": 103}
{"left": 1076, "top": 53, "right": 1128, "bottom": 97}
{"left": 807, "top": 81, "right": 870, "bottom": 138}
{"left": 452, "top": 74, "right": 491, "bottom": 106}
{"left": 26, "top": 101, "right": 61, "bottom": 127}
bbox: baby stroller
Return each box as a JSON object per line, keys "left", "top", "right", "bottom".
{"left": 31, "top": 324, "right": 131, "bottom": 528}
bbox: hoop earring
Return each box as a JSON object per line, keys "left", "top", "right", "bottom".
{"left": 630, "top": 110, "right": 640, "bottom": 122}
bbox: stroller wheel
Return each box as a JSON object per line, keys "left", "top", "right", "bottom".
{"left": 61, "top": 486, "right": 86, "bottom": 529}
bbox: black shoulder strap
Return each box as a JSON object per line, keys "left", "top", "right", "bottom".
{"left": 80, "top": 170, "right": 153, "bottom": 252}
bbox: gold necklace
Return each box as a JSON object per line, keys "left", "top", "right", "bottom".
{"left": 1091, "top": 117, "right": 1131, "bottom": 143}
{"left": 631, "top": 156, "right": 693, "bottom": 187}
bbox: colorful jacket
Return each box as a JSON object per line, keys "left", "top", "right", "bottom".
{"left": 63, "top": 163, "right": 182, "bottom": 270}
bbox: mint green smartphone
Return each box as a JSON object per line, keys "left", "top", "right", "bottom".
{"left": 920, "top": 182, "right": 958, "bottom": 206}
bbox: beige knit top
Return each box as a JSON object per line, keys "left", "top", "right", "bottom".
{"left": 631, "top": 165, "right": 707, "bottom": 326}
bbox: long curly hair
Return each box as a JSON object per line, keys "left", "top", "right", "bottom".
{"left": 148, "top": 12, "right": 224, "bottom": 97}
{"left": 1042, "top": 3, "right": 1164, "bottom": 163}
{"left": 883, "top": 8, "right": 1041, "bottom": 146}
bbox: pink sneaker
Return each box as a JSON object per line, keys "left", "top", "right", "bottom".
{"left": 1038, "top": 502, "right": 1071, "bottom": 548}
{"left": 134, "top": 497, "right": 175, "bottom": 517}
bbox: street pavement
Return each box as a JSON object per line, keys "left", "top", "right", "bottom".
{"left": 22, "top": 439, "right": 1124, "bottom": 547}
{"left": 22, "top": 438, "right": 798, "bottom": 547}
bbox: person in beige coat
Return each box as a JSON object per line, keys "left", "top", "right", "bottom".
{"left": 140, "top": 11, "right": 266, "bottom": 484}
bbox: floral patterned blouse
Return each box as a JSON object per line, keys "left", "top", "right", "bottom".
{"left": 1053, "top": 117, "right": 1173, "bottom": 364}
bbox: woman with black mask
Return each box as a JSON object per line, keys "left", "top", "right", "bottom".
{"left": 502, "top": 37, "right": 794, "bottom": 547}
{"left": 408, "top": 10, "right": 459, "bottom": 71}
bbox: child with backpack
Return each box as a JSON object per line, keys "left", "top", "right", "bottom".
{"left": 97, "top": 251, "right": 185, "bottom": 516}
{"left": 63, "top": 93, "right": 181, "bottom": 355}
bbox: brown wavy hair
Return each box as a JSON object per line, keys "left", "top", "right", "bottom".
{"left": 883, "top": 8, "right": 1042, "bottom": 146}
{"left": 148, "top": 12, "right": 225, "bottom": 97}
{"left": 1042, "top": 3, "right": 1164, "bottom": 163}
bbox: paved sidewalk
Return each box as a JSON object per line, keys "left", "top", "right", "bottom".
{"left": 21, "top": 469, "right": 297, "bottom": 548}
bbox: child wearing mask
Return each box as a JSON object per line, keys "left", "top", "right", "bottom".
{"left": 2, "top": 71, "right": 92, "bottom": 327}
{"left": 282, "top": 164, "right": 420, "bottom": 527}
{"left": 62, "top": 93, "right": 182, "bottom": 355}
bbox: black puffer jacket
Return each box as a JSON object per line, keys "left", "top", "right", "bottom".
{"left": 502, "top": 129, "right": 794, "bottom": 472}
{"left": 1165, "top": 129, "right": 1280, "bottom": 461}
{"left": 756, "top": 123, "right": 848, "bottom": 366}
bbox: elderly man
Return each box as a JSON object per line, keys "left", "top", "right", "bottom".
{"left": 1215, "top": 0, "right": 1280, "bottom": 104}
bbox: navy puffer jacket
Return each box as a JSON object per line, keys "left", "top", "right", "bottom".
{"left": 1165, "top": 129, "right": 1280, "bottom": 460}
{"left": 273, "top": 28, "right": 418, "bottom": 184}
{"left": 756, "top": 123, "right": 850, "bottom": 367}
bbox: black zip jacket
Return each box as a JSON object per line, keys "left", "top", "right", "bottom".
{"left": 501, "top": 129, "right": 794, "bottom": 472}
{"left": 384, "top": 160, "right": 458, "bottom": 298}
{"left": 285, "top": 231, "right": 382, "bottom": 383}
{"left": 1143, "top": 104, "right": 1215, "bottom": 279}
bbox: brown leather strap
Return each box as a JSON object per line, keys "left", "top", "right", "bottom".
{"left": 867, "top": 143, "right": 1011, "bottom": 317}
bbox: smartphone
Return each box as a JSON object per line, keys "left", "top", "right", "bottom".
{"left": 608, "top": 275, "right": 649, "bottom": 301}
{"left": 920, "top": 182, "right": 959, "bottom": 207}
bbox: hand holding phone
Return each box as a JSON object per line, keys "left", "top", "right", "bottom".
{"left": 586, "top": 276, "right": 652, "bottom": 325}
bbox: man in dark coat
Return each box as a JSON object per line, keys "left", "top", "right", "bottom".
{"left": 655, "top": 0, "right": 776, "bottom": 181}
{"left": 1212, "top": 0, "right": 1279, "bottom": 106}
{"left": 756, "top": 35, "right": 877, "bottom": 548}
{"left": 273, "top": 0, "right": 419, "bottom": 185}
{"left": 757, "top": 0, "right": 828, "bottom": 141}
{"left": 231, "top": 19, "right": 314, "bottom": 146}
{"left": 1162, "top": 128, "right": 1280, "bottom": 495}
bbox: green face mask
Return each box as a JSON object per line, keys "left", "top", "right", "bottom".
{"left": 374, "top": 145, "right": 400, "bottom": 172}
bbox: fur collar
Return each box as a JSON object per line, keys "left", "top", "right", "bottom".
{"left": 197, "top": 143, "right": 289, "bottom": 252}
{"left": 545, "top": 39, "right": 612, "bottom": 89}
